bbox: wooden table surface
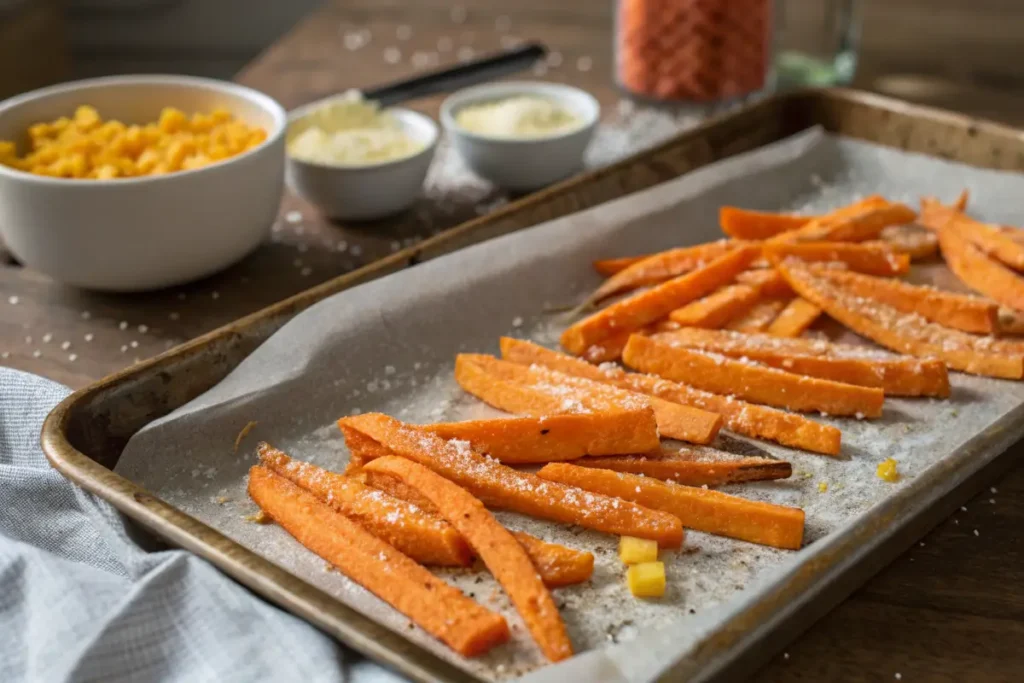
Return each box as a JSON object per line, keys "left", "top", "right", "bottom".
{"left": 4, "top": 1, "right": 1023, "bottom": 680}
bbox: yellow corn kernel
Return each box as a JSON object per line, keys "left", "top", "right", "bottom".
{"left": 158, "top": 107, "right": 187, "bottom": 133}
{"left": 67, "top": 153, "right": 88, "bottom": 178}
{"left": 28, "top": 123, "right": 51, "bottom": 140}
{"left": 626, "top": 561, "right": 666, "bottom": 598}
{"left": 877, "top": 458, "right": 900, "bottom": 482}
{"left": 74, "top": 105, "right": 101, "bottom": 131}
{"left": 207, "top": 143, "right": 230, "bottom": 160}
{"left": 189, "top": 112, "right": 214, "bottom": 133}
{"left": 95, "top": 164, "right": 120, "bottom": 179}
{"left": 0, "top": 140, "right": 16, "bottom": 160}
{"left": 247, "top": 127, "right": 267, "bottom": 147}
{"left": 181, "top": 154, "right": 211, "bottom": 170}
{"left": 135, "top": 148, "right": 161, "bottom": 173}
{"left": 210, "top": 107, "right": 233, "bottom": 124}
{"left": 619, "top": 536, "right": 658, "bottom": 565}
{"left": 165, "top": 139, "right": 194, "bottom": 170}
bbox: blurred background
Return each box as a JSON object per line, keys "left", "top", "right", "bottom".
{"left": 4, "top": 0, "right": 1023, "bottom": 123}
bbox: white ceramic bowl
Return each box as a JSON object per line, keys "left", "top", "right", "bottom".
{"left": 440, "top": 81, "right": 599, "bottom": 192}
{"left": 0, "top": 75, "right": 286, "bottom": 292}
{"left": 285, "top": 98, "right": 438, "bottom": 221}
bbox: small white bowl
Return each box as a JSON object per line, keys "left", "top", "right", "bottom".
{"left": 285, "top": 98, "right": 438, "bottom": 221}
{"left": 0, "top": 74, "right": 286, "bottom": 292}
{"left": 440, "top": 81, "right": 599, "bottom": 192}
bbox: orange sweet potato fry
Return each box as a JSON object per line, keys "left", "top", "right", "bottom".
{"left": 947, "top": 215, "right": 1024, "bottom": 271}
{"left": 499, "top": 337, "right": 842, "bottom": 456}
{"left": 766, "top": 297, "right": 822, "bottom": 337}
{"left": 580, "top": 329, "right": 632, "bottom": 364}
{"left": 340, "top": 423, "right": 394, "bottom": 471}
{"left": 362, "top": 457, "right": 572, "bottom": 662}
{"left": 622, "top": 335, "right": 886, "bottom": 417}
{"left": 668, "top": 284, "right": 762, "bottom": 328}
{"left": 719, "top": 207, "right": 816, "bottom": 239}
{"left": 247, "top": 466, "right": 509, "bottom": 657}
{"left": 725, "top": 297, "right": 789, "bottom": 332}
{"left": 422, "top": 412, "right": 659, "bottom": 464}
{"left": 779, "top": 261, "right": 1024, "bottom": 379}
{"left": 537, "top": 463, "right": 805, "bottom": 550}
{"left": 259, "top": 443, "right": 473, "bottom": 566}
{"left": 562, "top": 245, "right": 761, "bottom": 355}
{"left": 812, "top": 266, "right": 999, "bottom": 335}
{"left": 586, "top": 239, "right": 737, "bottom": 304}
{"left": 998, "top": 307, "right": 1024, "bottom": 336}
{"left": 736, "top": 268, "right": 794, "bottom": 298}
{"left": 455, "top": 353, "right": 723, "bottom": 444}
{"left": 764, "top": 241, "right": 910, "bottom": 276}
{"left": 937, "top": 219, "right": 1024, "bottom": 311}
{"left": 880, "top": 224, "right": 939, "bottom": 260}
{"left": 593, "top": 255, "right": 646, "bottom": 276}
{"left": 338, "top": 413, "right": 685, "bottom": 547}
{"left": 775, "top": 199, "right": 915, "bottom": 244}
{"left": 578, "top": 445, "right": 792, "bottom": 486}
{"left": 651, "top": 328, "right": 950, "bottom": 398}
{"left": 510, "top": 532, "right": 595, "bottom": 589}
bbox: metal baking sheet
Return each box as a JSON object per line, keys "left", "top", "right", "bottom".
{"left": 110, "top": 126, "right": 1024, "bottom": 682}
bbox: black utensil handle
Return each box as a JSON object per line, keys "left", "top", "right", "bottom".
{"left": 362, "top": 43, "right": 547, "bottom": 108}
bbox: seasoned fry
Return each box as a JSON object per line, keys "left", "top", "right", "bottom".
{"left": 512, "top": 533, "right": 595, "bottom": 589}
{"left": 456, "top": 353, "right": 723, "bottom": 444}
{"left": 362, "top": 457, "right": 572, "bottom": 662}
{"left": 668, "top": 284, "right": 762, "bottom": 328}
{"left": 247, "top": 466, "right": 509, "bottom": 657}
{"left": 725, "top": 297, "right": 789, "bottom": 332}
{"left": 594, "top": 255, "right": 645, "bottom": 276}
{"left": 537, "top": 463, "right": 805, "bottom": 550}
{"left": 736, "top": 268, "right": 794, "bottom": 298}
{"left": 499, "top": 337, "right": 842, "bottom": 455}
{"left": 578, "top": 446, "right": 792, "bottom": 486}
{"left": 580, "top": 329, "right": 632, "bottom": 364}
{"left": 622, "top": 335, "right": 886, "bottom": 417}
{"left": 423, "top": 412, "right": 660, "bottom": 464}
{"left": 775, "top": 199, "right": 915, "bottom": 243}
{"left": 587, "top": 240, "right": 737, "bottom": 304}
{"left": 338, "top": 413, "right": 685, "bottom": 547}
{"left": 259, "top": 443, "right": 473, "bottom": 566}
{"left": 779, "top": 261, "right": 1024, "bottom": 379}
{"left": 562, "top": 245, "right": 760, "bottom": 356}
{"left": 340, "top": 423, "right": 396, "bottom": 471}
{"left": 812, "top": 266, "right": 999, "bottom": 335}
{"left": 937, "top": 218, "right": 1024, "bottom": 311}
{"left": 880, "top": 224, "right": 939, "bottom": 260}
{"left": 763, "top": 241, "right": 910, "bottom": 276}
{"left": 719, "top": 206, "right": 815, "bottom": 239}
{"left": 651, "top": 328, "right": 950, "bottom": 398}
{"left": 931, "top": 210, "right": 1024, "bottom": 271}
{"left": 766, "top": 297, "right": 822, "bottom": 337}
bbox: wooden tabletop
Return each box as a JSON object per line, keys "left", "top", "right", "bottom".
{"left": 4, "top": 0, "right": 1023, "bottom": 680}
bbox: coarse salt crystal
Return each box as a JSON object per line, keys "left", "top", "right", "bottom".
{"left": 84, "top": 333, "right": 94, "bottom": 342}
{"left": 512, "top": 316, "right": 523, "bottom": 328}
{"left": 42, "top": 333, "right": 53, "bottom": 343}
{"left": 8, "top": 296, "right": 18, "bottom": 305}
{"left": 60, "top": 341, "right": 71, "bottom": 350}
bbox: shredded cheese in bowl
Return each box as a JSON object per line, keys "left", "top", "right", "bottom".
{"left": 454, "top": 95, "right": 583, "bottom": 139}
{"left": 287, "top": 91, "right": 425, "bottom": 166}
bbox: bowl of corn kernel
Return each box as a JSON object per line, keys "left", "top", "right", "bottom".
{"left": 0, "top": 74, "right": 286, "bottom": 291}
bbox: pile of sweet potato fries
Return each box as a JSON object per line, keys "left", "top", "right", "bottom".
{"left": 246, "top": 190, "right": 1024, "bottom": 663}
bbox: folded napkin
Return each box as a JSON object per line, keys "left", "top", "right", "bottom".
{"left": 0, "top": 367, "right": 403, "bottom": 683}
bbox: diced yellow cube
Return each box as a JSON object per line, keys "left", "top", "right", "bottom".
{"left": 877, "top": 458, "right": 900, "bottom": 482}
{"left": 626, "top": 561, "right": 665, "bottom": 598}
{"left": 619, "top": 536, "right": 658, "bottom": 565}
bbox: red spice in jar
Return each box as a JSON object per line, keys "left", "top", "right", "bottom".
{"left": 616, "top": 0, "right": 771, "bottom": 101}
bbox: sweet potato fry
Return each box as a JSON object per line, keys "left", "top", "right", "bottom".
{"left": 725, "top": 297, "right": 789, "bottom": 332}
{"left": 340, "top": 423, "right": 394, "bottom": 471}
{"left": 247, "top": 466, "right": 509, "bottom": 657}
{"left": 510, "top": 533, "right": 595, "bottom": 589}
{"left": 586, "top": 240, "right": 737, "bottom": 304}
{"left": 812, "top": 266, "right": 999, "bottom": 335}
{"left": 668, "top": 284, "right": 762, "bottom": 328}
{"left": 423, "top": 412, "right": 660, "bottom": 464}
{"left": 537, "top": 463, "right": 805, "bottom": 550}
{"left": 580, "top": 329, "right": 632, "bottom": 364}
{"left": 779, "top": 261, "right": 1024, "bottom": 379}
{"left": 259, "top": 443, "right": 473, "bottom": 566}
{"left": 338, "top": 413, "right": 685, "bottom": 547}
{"left": 937, "top": 219, "right": 1024, "bottom": 311}
{"left": 622, "top": 335, "right": 885, "bottom": 417}
{"left": 499, "top": 337, "right": 842, "bottom": 456}
{"left": 766, "top": 297, "right": 822, "bottom": 338}
{"left": 998, "top": 307, "right": 1024, "bottom": 336}
{"left": 936, "top": 211, "right": 1024, "bottom": 272}
{"left": 593, "top": 255, "right": 645, "bottom": 276}
{"left": 578, "top": 445, "right": 792, "bottom": 486}
{"left": 880, "top": 224, "right": 939, "bottom": 260}
{"left": 650, "top": 328, "right": 950, "bottom": 398}
{"left": 362, "top": 457, "right": 572, "bottom": 662}
{"left": 764, "top": 241, "right": 910, "bottom": 276}
{"left": 775, "top": 199, "right": 915, "bottom": 244}
{"left": 562, "top": 245, "right": 761, "bottom": 356}
{"left": 719, "top": 207, "right": 816, "bottom": 239}
{"left": 736, "top": 268, "right": 794, "bottom": 298}
{"left": 455, "top": 353, "right": 723, "bottom": 444}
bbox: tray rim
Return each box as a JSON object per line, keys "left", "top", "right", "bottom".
{"left": 40, "top": 87, "right": 1024, "bottom": 683}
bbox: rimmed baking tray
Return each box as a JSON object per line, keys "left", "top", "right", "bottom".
{"left": 41, "top": 89, "right": 1024, "bottom": 683}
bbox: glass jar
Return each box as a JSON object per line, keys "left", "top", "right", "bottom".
{"left": 774, "top": 0, "right": 862, "bottom": 88}
{"left": 615, "top": 0, "right": 773, "bottom": 102}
